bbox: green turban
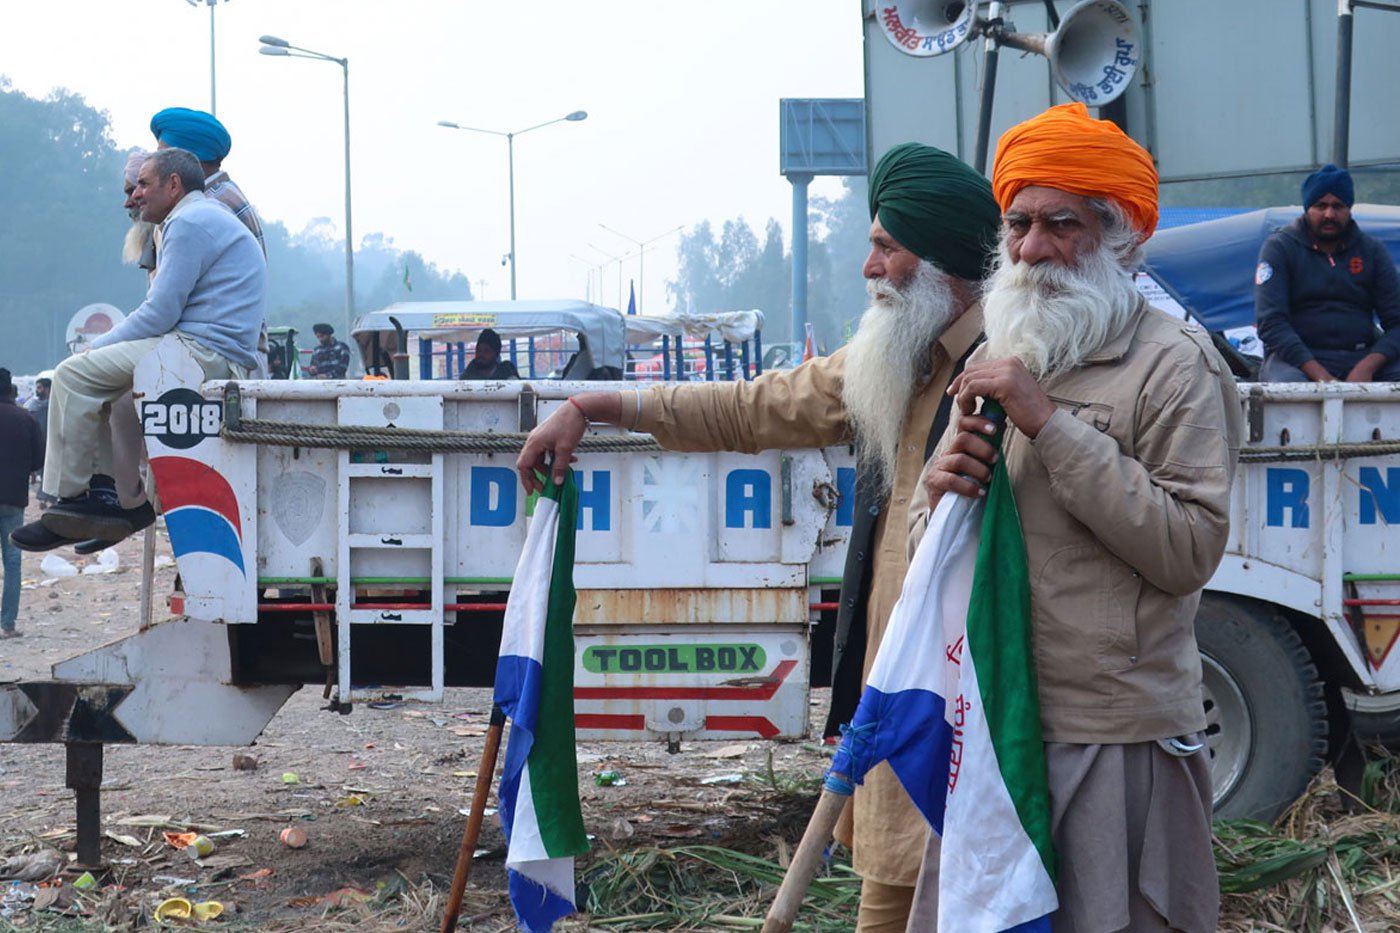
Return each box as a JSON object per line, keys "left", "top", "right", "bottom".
{"left": 868, "top": 143, "right": 1000, "bottom": 281}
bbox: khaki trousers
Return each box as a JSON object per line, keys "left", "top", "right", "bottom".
{"left": 906, "top": 738, "right": 1218, "bottom": 933}
{"left": 856, "top": 877, "right": 916, "bottom": 933}
{"left": 101, "top": 398, "right": 147, "bottom": 508}
{"left": 44, "top": 335, "right": 239, "bottom": 499}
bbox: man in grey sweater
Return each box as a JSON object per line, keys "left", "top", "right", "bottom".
{"left": 11, "top": 148, "right": 266, "bottom": 550}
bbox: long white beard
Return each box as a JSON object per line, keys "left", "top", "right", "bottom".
{"left": 982, "top": 237, "right": 1140, "bottom": 382}
{"left": 841, "top": 261, "right": 957, "bottom": 498}
{"left": 122, "top": 220, "right": 156, "bottom": 266}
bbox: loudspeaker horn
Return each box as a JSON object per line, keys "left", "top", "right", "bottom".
{"left": 874, "top": 0, "right": 976, "bottom": 57}
{"left": 997, "top": 0, "right": 1141, "bottom": 106}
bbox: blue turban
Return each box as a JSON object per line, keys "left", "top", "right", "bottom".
{"left": 1302, "top": 163, "right": 1354, "bottom": 209}
{"left": 150, "top": 107, "right": 231, "bottom": 163}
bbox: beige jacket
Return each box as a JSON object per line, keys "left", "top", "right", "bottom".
{"left": 637, "top": 307, "right": 984, "bottom": 887}
{"left": 913, "top": 303, "right": 1243, "bottom": 744}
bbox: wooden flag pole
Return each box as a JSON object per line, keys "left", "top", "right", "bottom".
{"left": 761, "top": 780, "right": 851, "bottom": 933}
{"left": 440, "top": 704, "right": 506, "bottom": 932}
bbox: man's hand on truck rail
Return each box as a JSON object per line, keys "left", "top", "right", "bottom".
{"left": 516, "top": 391, "right": 625, "bottom": 494}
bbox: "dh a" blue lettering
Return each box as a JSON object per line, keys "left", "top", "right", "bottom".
{"left": 725, "top": 469, "right": 772, "bottom": 529}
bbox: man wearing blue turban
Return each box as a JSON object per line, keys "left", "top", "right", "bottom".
{"left": 151, "top": 107, "right": 266, "bottom": 257}
{"left": 43, "top": 108, "right": 271, "bottom": 554}
{"left": 1256, "top": 163, "right": 1400, "bottom": 382}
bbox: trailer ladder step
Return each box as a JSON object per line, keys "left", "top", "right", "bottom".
{"left": 336, "top": 396, "right": 445, "bottom": 703}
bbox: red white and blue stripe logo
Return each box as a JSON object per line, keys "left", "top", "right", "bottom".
{"left": 149, "top": 456, "right": 245, "bottom": 577}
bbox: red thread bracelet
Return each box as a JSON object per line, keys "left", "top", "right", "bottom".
{"left": 567, "top": 397, "right": 591, "bottom": 425}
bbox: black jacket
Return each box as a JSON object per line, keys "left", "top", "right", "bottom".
{"left": 460, "top": 358, "right": 521, "bottom": 380}
{"left": 822, "top": 343, "right": 976, "bottom": 737}
{"left": 0, "top": 398, "right": 43, "bottom": 509}
{"left": 1255, "top": 216, "right": 1400, "bottom": 367}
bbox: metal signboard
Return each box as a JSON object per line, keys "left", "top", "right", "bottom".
{"left": 779, "top": 98, "right": 867, "bottom": 176}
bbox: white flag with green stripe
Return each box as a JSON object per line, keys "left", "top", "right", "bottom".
{"left": 494, "top": 471, "right": 589, "bottom": 932}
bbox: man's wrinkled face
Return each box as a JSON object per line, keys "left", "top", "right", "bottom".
{"left": 1002, "top": 186, "right": 1102, "bottom": 268}
{"left": 862, "top": 217, "right": 922, "bottom": 298}
{"left": 132, "top": 160, "right": 182, "bottom": 224}
{"left": 123, "top": 180, "right": 140, "bottom": 219}
{"left": 1306, "top": 193, "right": 1351, "bottom": 243}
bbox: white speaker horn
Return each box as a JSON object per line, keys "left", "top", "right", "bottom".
{"left": 874, "top": 0, "right": 976, "bottom": 57}
{"left": 998, "top": 0, "right": 1141, "bottom": 106}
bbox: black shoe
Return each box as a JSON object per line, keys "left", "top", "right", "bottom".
{"left": 124, "top": 501, "right": 157, "bottom": 533}
{"left": 11, "top": 520, "right": 81, "bottom": 552}
{"left": 41, "top": 493, "right": 134, "bottom": 541}
{"left": 71, "top": 502, "right": 157, "bottom": 555}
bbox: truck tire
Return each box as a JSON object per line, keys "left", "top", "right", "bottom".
{"left": 1195, "top": 594, "right": 1328, "bottom": 822}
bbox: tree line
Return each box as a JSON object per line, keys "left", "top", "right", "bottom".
{"left": 0, "top": 81, "right": 472, "bottom": 372}
{"left": 665, "top": 178, "right": 872, "bottom": 352}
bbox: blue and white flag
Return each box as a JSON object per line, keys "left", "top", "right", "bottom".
{"left": 494, "top": 472, "right": 589, "bottom": 932}
{"left": 828, "top": 435, "right": 1057, "bottom": 931}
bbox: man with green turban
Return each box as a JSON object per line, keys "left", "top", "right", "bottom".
{"left": 516, "top": 143, "right": 999, "bottom": 931}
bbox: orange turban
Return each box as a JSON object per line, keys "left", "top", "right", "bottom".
{"left": 992, "top": 102, "right": 1159, "bottom": 240}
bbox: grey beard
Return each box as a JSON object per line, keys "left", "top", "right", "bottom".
{"left": 841, "top": 261, "right": 956, "bottom": 499}
{"left": 982, "top": 236, "right": 1140, "bottom": 382}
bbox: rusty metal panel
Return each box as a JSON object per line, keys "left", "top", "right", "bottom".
{"left": 573, "top": 588, "right": 807, "bottom": 627}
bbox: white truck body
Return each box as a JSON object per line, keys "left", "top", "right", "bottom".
{"left": 1217, "top": 383, "right": 1400, "bottom": 688}
{"left": 119, "top": 337, "right": 852, "bottom": 746}
{"left": 11, "top": 335, "right": 1400, "bottom": 820}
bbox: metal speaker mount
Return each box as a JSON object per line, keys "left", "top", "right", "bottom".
{"left": 997, "top": 0, "right": 1141, "bottom": 106}
{"left": 875, "top": 0, "right": 1141, "bottom": 107}
{"left": 874, "top": 0, "right": 976, "bottom": 57}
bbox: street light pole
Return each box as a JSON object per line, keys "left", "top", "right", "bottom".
{"left": 341, "top": 60, "right": 354, "bottom": 331}
{"left": 437, "top": 111, "right": 587, "bottom": 300}
{"left": 209, "top": 2, "right": 216, "bottom": 114}
{"left": 569, "top": 255, "right": 607, "bottom": 303}
{"left": 598, "top": 223, "right": 683, "bottom": 315}
{"left": 185, "top": 0, "right": 226, "bottom": 115}
{"left": 507, "top": 133, "right": 517, "bottom": 300}
{"left": 587, "top": 243, "right": 630, "bottom": 309}
{"left": 259, "top": 35, "right": 355, "bottom": 336}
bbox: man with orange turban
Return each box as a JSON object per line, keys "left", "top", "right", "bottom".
{"left": 911, "top": 103, "right": 1241, "bottom": 932}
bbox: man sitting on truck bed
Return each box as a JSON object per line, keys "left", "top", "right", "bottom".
{"left": 1256, "top": 163, "right": 1400, "bottom": 382}
{"left": 459, "top": 329, "right": 520, "bottom": 381}
{"left": 915, "top": 101, "right": 1242, "bottom": 932}
{"left": 518, "top": 142, "right": 999, "bottom": 933}
{"left": 11, "top": 148, "right": 266, "bottom": 551}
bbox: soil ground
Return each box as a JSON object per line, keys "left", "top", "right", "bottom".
{"left": 0, "top": 504, "right": 830, "bottom": 931}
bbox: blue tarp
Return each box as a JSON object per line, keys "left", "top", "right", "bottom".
{"left": 1141, "top": 204, "right": 1400, "bottom": 333}
{"left": 1156, "top": 206, "right": 1250, "bottom": 230}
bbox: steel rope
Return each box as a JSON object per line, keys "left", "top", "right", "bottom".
{"left": 222, "top": 417, "right": 662, "bottom": 453}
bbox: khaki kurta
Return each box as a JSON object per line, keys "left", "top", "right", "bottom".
{"left": 636, "top": 307, "right": 983, "bottom": 887}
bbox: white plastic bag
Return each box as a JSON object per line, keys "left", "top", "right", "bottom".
{"left": 39, "top": 554, "right": 78, "bottom": 577}
{"left": 81, "top": 549, "right": 121, "bottom": 575}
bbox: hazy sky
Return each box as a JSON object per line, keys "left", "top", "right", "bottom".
{"left": 1, "top": 1, "right": 865, "bottom": 315}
